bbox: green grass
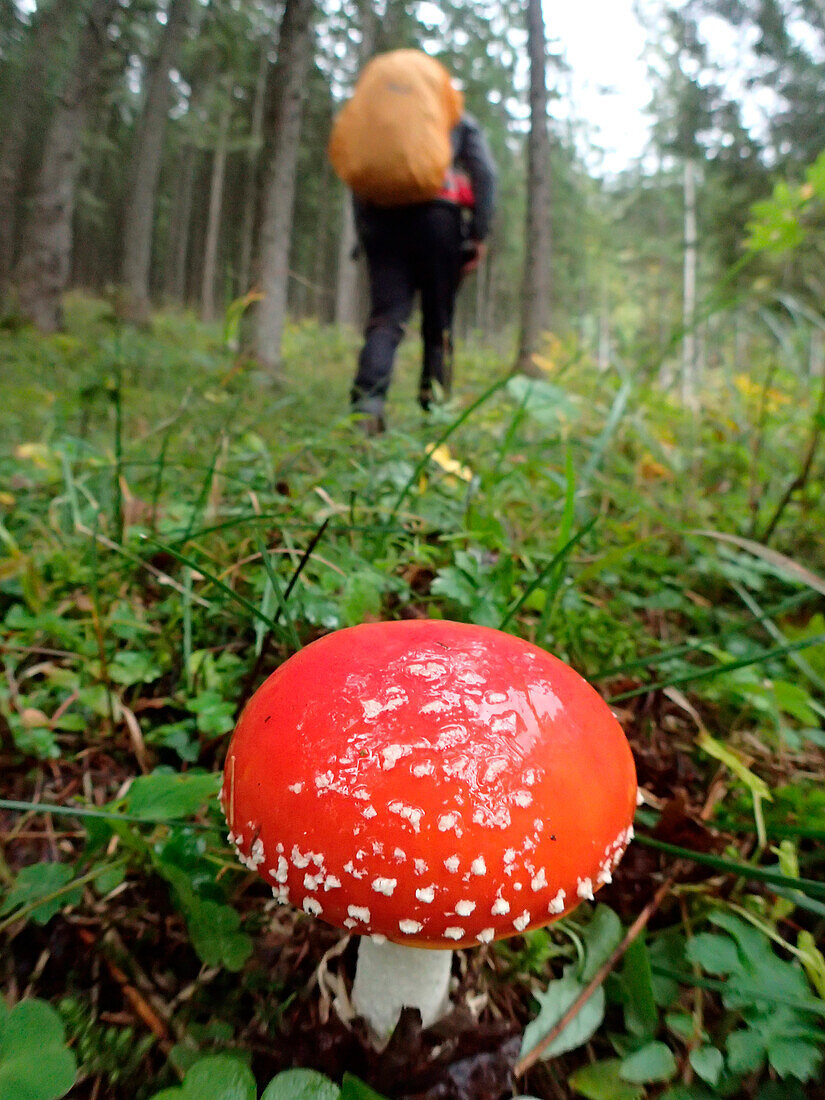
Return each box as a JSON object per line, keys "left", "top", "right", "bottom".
{"left": 1, "top": 295, "right": 824, "bottom": 1099}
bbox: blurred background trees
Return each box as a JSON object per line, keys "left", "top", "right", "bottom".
{"left": 0, "top": 0, "right": 822, "bottom": 377}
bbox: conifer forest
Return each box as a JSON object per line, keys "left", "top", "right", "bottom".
{"left": 1, "top": 0, "right": 825, "bottom": 1097}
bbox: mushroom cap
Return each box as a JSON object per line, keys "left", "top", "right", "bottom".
{"left": 222, "top": 620, "right": 637, "bottom": 949}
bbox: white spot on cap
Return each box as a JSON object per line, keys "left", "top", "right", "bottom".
{"left": 315, "top": 771, "right": 334, "bottom": 790}
{"left": 438, "top": 812, "right": 462, "bottom": 834}
{"left": 597, "top": 865, "right": 613, "bottom": 886}
{"left": 531, "top": 867, "right": 547, "bottom": 892}
{"left": 503, "top": 849, "right": 516, "bottom": 864}
{"left": 414, "top": 859, "right": 427, "bottom": 875}
{"left": 444, "top": 856, "right": 460, "bottom": 873}
{"left": 274, "top": 856, "right": 289, "bottom": 884}
{"left": 408, "top": 662, "right": 447, "bottom": 678}
{"left": 291, "top": 846, "right": 310, "bottom": 869}
{"left": 388, "top": 801, "right": 423, "bottom": 832}
{"left": 399, "top": 919, "right": 423, "bottom": 935}
{"left": 512, "top": 790, "right": 533, "bottom": 808}
{"left": 636, "top": 787, "right": 644, "bottom": 806}
{"left": 371, "top": 933, "right": 387, "bottom": 944}
{"left": 393, "top": 848, "right": 407, "bottom": 861}
{"left": 413, "top": 761, "right": 435, "bottom": 777}
{"left": 473, "top": 805, "right": 511, "bottom": 830}
{"left": 471, "top": 856, "right": 487, "bottom": 876}
{"left": 382, "top": 744, "right": 412, "bottom": 770}
{"left": 523, "top": 769, "right": 538, "bottom": 786}
{"left": 490, "top": 713, "right": 517, "bottom": 734}
{"left": 303, "top": 897, "right": 323, "bottom": 916}
{"left": 548, "top": 889, "right": 565, "bottom": 914}
{"left": 577, "top": 878, "right": 594, "bottom": 901}
{"left": 455, "top": 900, "right": 476, "bottom": 917}
{"left": 477, "top": 928, "right": 495, "bottom": 943}
{"left": 513, "top": 911, "right": 531, "bottom": 932}
{"left": 483, "top": 759, "right": 508, "bottom": 783}
{"left": 303, "top": 873, "right": 320, "bottom": 891}
{"left": 372, "top": 877, "right": 397, "bottom": 896}
{"left": 485, "top": 691, "right": 507, "bottom": 704}
{"left": 288, "top": 782, "right": 304, "bottom": 794}
{"left": 421, "top": 700, "right": 448, "bottom": 714}
{"left": 272, "top": 885, "right": 290, "bottom": 905}
{"left": 444, "top": 927, "right": 465, "bottom": 940}
{"left": 363, "top": 805, "right": 377, "bottom": 819}
{"left": 459, "top": 671, "right": 485, "bottom": 685}
{"left": 324, "top": 876, "right": 342, "bottom": 891}
{"left": 344, "top": 860, "right": 366, "bottom": 880}
{"left": 347, "top": 905, "right": 371, "bottom": 923}
{"left": 353, "top": 788, "right": 369, "bottom": 801}
{"left": 416, "top": 886, "right": 435, "bottom": 903}
{"left": 492, "top": 897, "right": 510, "bottom": 916}
{"left": 362, "top": 699, "right": 381, "bottom": 718}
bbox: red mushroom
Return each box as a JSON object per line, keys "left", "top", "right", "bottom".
{"left": 221, "top": 619, "right": 636, "bottom": 1035}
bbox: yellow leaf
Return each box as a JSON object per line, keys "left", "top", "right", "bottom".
{"left": 637, "top": 453, "right": 671, "bottom": 480}
{"left": 425, "top": 444, "right": 473, "bottom": 483}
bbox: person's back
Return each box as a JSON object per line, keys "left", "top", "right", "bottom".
{"left": 328, "top": 51, "right": 497, "bottom": 432}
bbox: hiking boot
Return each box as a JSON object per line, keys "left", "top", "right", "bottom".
{"left": 356, "top": 412, "right": 386, "bottom": 437}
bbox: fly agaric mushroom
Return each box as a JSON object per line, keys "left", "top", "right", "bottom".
{"left": 221, "top": 619, "right": 636, "bottom": 1037}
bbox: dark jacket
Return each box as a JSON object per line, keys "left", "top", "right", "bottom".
{"left": 449, "top": 114, "right": 496, "bottom": 242}
{"left": 354, "top": 113, "right": 497, "bottom": 244}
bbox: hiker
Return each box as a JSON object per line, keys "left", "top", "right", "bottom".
{"left": 329, "top": 50, "right": 496, "bottom": 434}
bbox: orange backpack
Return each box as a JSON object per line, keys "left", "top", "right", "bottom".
{"left": 328, "top": 49, "right": 464, "bottom": 206}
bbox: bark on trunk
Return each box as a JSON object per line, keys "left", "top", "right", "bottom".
{"left": 514, "top": 0, "right": 553, "bottom": 377}
{"left": 682, "top": 157, "right": 698, "bottom": 407}
{"left": 250, "top": 0, "right": 314, "bottom": 372}
{"left": 13, "top": 0, "right": 120, "bottom": 331}
{"left": 201, "top": 97, "right": 232, "bottom": 322}
{"left": 333, "top": 0, "right": 377, "bottom": 328}
{"left": 120, "top": 0, "right": 193, "bottom": 323}
{"left": 0, "top": 0, "right": 78, "bottom": 298}
{"left": 237, "top": 42, "right": 269, "bottom": 296}
{"left": 163, "top": 143, "right": 196, "bottom": 302}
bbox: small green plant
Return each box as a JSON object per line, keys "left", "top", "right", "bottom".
{"left": 0, "top": 999, "right": 77, "bottom": 1100}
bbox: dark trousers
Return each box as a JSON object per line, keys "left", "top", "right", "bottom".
{"left": 351, "top": 203, "right": 464, "bottom": 417}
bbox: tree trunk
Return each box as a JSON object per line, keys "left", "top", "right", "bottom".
{"left": 250, "top": 0, "right": 314, "bottom": 372}
{"left": 163, "top": 143, "right": 196, "bottom": 303}
{"left": 120, "top": 0, "right": 193, "bottom": 324}
{"left": 682, "top": 157, "right": 698, "bottom": 406}
{"left": 0, "top": 0, "right": 77, "bottom": 299}
{"left": 514, "top": 0, "right": 552, "bottom": 376}
{"left": 237, "top": 42, "right": 269, "bottom": 296}
{"left": 13, "top": 0, "right": 119, "bottom": 331}
{"left": 201, "top": 97, "right": 232, "bottom": 323}
{"left": 334, "top": 0, "right": 377, "bottom": 328}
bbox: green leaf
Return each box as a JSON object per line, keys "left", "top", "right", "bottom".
{"left": 689, "top": 1046, "right": 723, "bottom": 1087}
{"left": 0, "top": 999, "right": 77, "bottom": 1100}
{"left": 765, "top": 1037, "right": 823, "bottom": 1082}
{"left": 340, "top": 572, "right": 382, "bottom": 627}
{"left": 148, "top": 1055, "right": 255, "bottom": 1099}
{"left": 0, "top": 863, "right": 82, "bottom": 925}
{"left": 108, "top": 650, "right": 162, "bottom": 685}
{"left": 260, "top": 1068, "right": 341, "bottom": 1100}
{"left": 620, "top": 935, "right": 658, "bottom": 1038}
{"left": 619, "top": 1042, "right": 677, "bottom": 1083}
{"left": 340, "top": 1074, "right": 389, "bottom": 1100}
{"left": 579, "top": 905, "right": 623, "bottom": 982}
{"left": 568, "top": 1058, "right": 645, "bottom": 1100}
{"left": 696, "top": 732, "right": 772, "bottom": 801}
{"left": 124, "top": 770, "right": 219, "bottom": 821}
{"left": 189, "top": 692, "right": 236, "bottom": 738}
{"left": 520, "top": 973, "right": 605, "bottom": 1059}
{"left": 685, "top": 933, "right": 741, "bottom": 976}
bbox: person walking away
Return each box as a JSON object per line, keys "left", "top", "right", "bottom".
{"left": 328, "top": 50, "right": 496, "bottom": 434}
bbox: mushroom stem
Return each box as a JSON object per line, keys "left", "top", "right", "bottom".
{"left": 351, "top": 938, "right": 453, "bottom": 1038}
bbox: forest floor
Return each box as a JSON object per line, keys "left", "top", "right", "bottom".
{"left": 1, "top": 296, "right": 824, "bottom": 1099}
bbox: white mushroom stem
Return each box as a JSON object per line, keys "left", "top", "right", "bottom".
{"left": 351, "top": 939, "right": 453, "bottom": 1038}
